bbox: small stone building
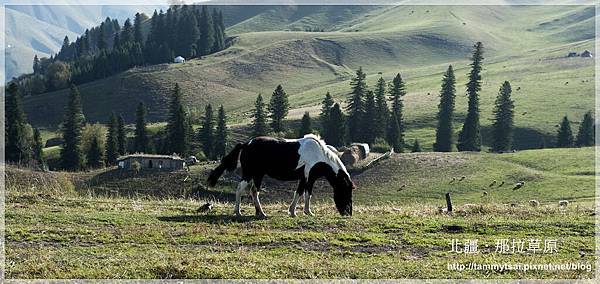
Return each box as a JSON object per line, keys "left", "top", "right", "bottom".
{"left": 117, "top": 154, "right": 185, "bottom": 171}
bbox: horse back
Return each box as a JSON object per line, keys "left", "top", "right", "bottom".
{"left": 240, "top": 137, "right": 303, "bottom": 181}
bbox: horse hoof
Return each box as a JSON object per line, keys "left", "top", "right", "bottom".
{"left": 256, "top": 213, "right": 268, "bottom": 219}
{"left": 288, "top": 211, "right": 297, "bottom": 217}
{"left": 304, "top": 211, "right": 314, "bottom": 216}
{"left": 235, "top": 212, "right": 242, "bottom": 217}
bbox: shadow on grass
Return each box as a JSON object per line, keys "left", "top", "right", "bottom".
{"left": 157, "top": 214, "right": 262, "bottom": 224}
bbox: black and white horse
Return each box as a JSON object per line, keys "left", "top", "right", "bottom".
{"left": 207, "top": 134, "right": 355, "bottom": 217}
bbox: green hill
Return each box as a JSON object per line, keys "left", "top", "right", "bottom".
{"left": 22, "top": 5, "right": 594, "bottom": 150}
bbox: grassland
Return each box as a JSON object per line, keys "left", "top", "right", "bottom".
{"left": 5, "top": 147, "right": 596, "bottom": 279}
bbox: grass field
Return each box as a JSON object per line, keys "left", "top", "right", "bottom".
{"left": 5, "top": 147, "right": 596, "bottom": 279}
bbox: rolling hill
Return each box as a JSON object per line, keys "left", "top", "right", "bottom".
{"left": 21, "top": 5, "right": 595, "bottom": 150}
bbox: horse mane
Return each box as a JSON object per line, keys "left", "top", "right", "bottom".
{"left": 302, "top": 134, "right": 349, "bottom": 174}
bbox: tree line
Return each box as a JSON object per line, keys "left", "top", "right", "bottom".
{"left": 12, "top": 5, "right": 227, "bottom": 97}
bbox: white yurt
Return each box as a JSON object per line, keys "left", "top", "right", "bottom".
{"left": 174, "top": 56, "right": 185, "bottom": 63}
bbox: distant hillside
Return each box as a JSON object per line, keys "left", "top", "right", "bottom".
{"left": 22, "top": 5, "right": 595, "bottom": 150}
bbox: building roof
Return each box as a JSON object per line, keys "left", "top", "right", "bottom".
{"left": 118, "top": 154, "right": 184, "bottom": 161}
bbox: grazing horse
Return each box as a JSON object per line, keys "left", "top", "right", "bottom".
{"left": 207, "top": 134, "right": 355, "bottom": 217}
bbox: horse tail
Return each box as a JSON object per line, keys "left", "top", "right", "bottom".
{"left": 207, "top": 143, "right": 245, "bottom": 187}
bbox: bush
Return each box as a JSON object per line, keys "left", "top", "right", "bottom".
{"left": 131, "top": 161, "right": 142, "bottom": 173}
{"left": 195, "top": 151, "right": 208, "bottom": 162}
{"left": 371, "top": 137, "right": 390, "bottom": 153}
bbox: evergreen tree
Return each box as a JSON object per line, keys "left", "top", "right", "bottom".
{"left": 211, "top": 9, "right": 225, "bottom": 52}
{"left": 268, "top": 85, "right": 289, "bottom": 133}
{"left": 134, "top": 102, "right": 149, "bottom": 153}
{"left": 556, "top": 116, "right": 574, "bottom": 148}
{"left": 326, "top": 103, "right": 345, "bottom": 147}
{"left": 491, "top": 81, "right": 515, "bottom": 152}
{"left": 214, "top": 105, "right": 228, "bottom": 158}
{"left": 252, "top": 94, "right": 268, "bottom": 137}
{"left": 575, "top": 111, "right": 594, "bottom": 147}
{"left": 198, "top": 6, "right": 215, "bottom": 56}
{"left": 457, "top": 42, "right": 484, "bottom": 152}
{"left": 299, "top": 112, "right": 312, "bottom": 137}
{"left": 105, "top": 112, "right": 119, "bottom": 165}
{"left": 33, "top": 55, "right": 41, "bottom": 74}
{"left": 387, "top": 112, "right": 402, "bottom": 152}
{"left": 97, "top": 23, "right": 107, "bottom": 50}
{"left": 362, "top": 90, "right": 378, "bottom": 144}
{"left": 199, "top": 104, "right": 215, "bottom": 159}
{"left": 86, "top": 136, "right": 103, "bottom": 168}
{"left": 121, "top": 18, "right": 134, "bottom": 44}
{"left": 117, "top": 114, "right": 127, "bottom": 155}
{"left": 32, "top": 128, "right": 45, "bottom": 168}
{"left": 166, "top": 83, "right": 189, "bottom": 156}
{"left": 434, "top": 65, "right": 457, "bottom": 152}
{"left": 346, "top": 67, "right": 367, "bottom": 142}
{"left": 320, "top": 92, "right": 334, "bottom": 141}
{"left": 387, "top": 73, "right": 405, "bottom": 151}
{"left": 5, "top": 83, "right": 31, "bottom": 163}
{"left": 60, "top": 84, "right": 85, "bottom": 170}
{"left": 374, "top": 77, "right": 388, "bottom": 139}
{"left": 412, "top": 139, "right": 422, "bottom": 152}
{"left": 134, "top": 13, "right": 145, "bottom": 45}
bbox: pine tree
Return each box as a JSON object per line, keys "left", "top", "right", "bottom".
{"left": 117, "top": 114, "right": 127, "bottom": 155}
{"left": 134, "top": 102, "right": 149, "bottom": 153}
{"left": 491, "top": 81, "right": 515, "bottom": 152}
{"left": 211, "top": 9, "right": 225, "bottom": 52}
{"left": 387, "top": 112, "right": 402, "bottom": 152}
{"left": 252, "top": 94, "right": 268, "bottom": 137}
{"left": 32, "top": 128, "right": 45, "bottom": 168}
{"left": 198, "top": 6, "right": 215, "bottom": 56}
{"left": 268, "top": 85, "right": 289, "bottom": 133}
{"left": 412, "top": 139, "right": 422, "bottom": 152}
{"left": 346, "top": 67, "right": 367, "bottom": 142}
{"left": 199, "top": 104, "right": 215, "bottom": 159}
{"left": 320, "top": 92, "right": 334, "bottom": 142}
{"left": 97, "top": 23, "right": 107, "bottom": 50}
{"left": 457, "top": 42, "right": 484, "bottom": 152}
{"left": 86, "top": 136, "right": 103, "bottom": 168}
{"left": 33, "top": 55, "right": 41, "bottom": 74}
{"left": 556, "top": 115, "right": 574, "bottom": 148}
{"left": 575, "top": 111, "right": 594, "bottom": 147}
{"left": 60, "top": 84, "right": 85, "bottom": 170}
{"left": 362, "top": 90, "right": 378, "bottom": 144}
{"left": 105, "top": 112, "right": 119, "bottom": 165}
{"left": 299, "top": 112, "right": 312, "bottom": 137}
{"left": 387, "top": 73, "right": 405, "bottom": 152}
{"left": 166, "top": 83, "right": 189, "bottom": 155}
{"left": 214, "top": 105, "right": 228, "bottom": 158}
{"left": 121, "top": 18, "right": 134, "bottom": 44}
{"left": 5, "top": 83, "right": 31, "bottom": 164}
{"left": 374, "top": 77, "right": 388, "bottom": 139}
{"left": 434, "top": 65, "right": 456, "bottom": 152}
{"left": 326, "top": 103, "right": 345, "bottom": 147}
{"left": 134, "top": 13, "right": 145, "bottom": 45}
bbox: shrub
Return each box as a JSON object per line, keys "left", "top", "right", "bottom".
{"left": 131, "top": 160, "right": 142, "bottom": 173}
{"left": 371, "top": 137, "right": 390, "bottom": 153}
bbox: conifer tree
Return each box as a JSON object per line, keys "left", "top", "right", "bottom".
{"left": 346, "top": 67, "right": 367, "bottom": 142}
{"left": 575, "top": 111, "right": 594, "bottom": 147}
{"left": 60, "top": 84, "right": 85, "bottom": 170}
{"left": 457, "top": 42, "right": 484, "bottom": 151}
{"left": 491, "top": 81, "right": 515, "bottom": 152}
{"left": 326, "top": 103, "right": 345, "bottom": 147}
{"left": 214, "top": 105, "right": 228, "bottom": 158}
{"left": 97, "top": 23, "right": 107, "bottom": 50}
{"left": 32, "top": 128, "right": 45, "bottom": 168}
{"left": 134, "top": 13, "right": 145, "bottom": 45}
{"left": 374, "top": 77, "right": 388, "bottom": 139}
{"left": 5, "top": 83, "right": 31, "bottom": 163}
{"left": 117, "top": 115, "right": 127, "bottom": 155}
{"left": 387, "top": 73, "right": 405, "bottom": 151}
{"left": 387, "top": 113, "right": 402, "bottom": 152}
{"left": 199, "top": 104, "right": 215, "bottom": 159}
{"left": 268, "top": 85, "right": 289, "bottom": 133}
{"left": 299, "top": 112, "right": 312, "bottom": 137}
{"left": 412, "top": 139, "right": 422, "bottom": 152}
{"left": 556, "top": 115, "right": 574, "bottom": 148}
{"left": 166, "top": 83, "right": 189, "bottom": 156}
{"left": 198, "top": 6, "right": 214, "bottom": 56}
{"left": 121, "top": 18, "right": 134, "bottom": 44}
{"left": 362, "top": 90, "right": 378, "bottom": 144}
{"left": 434, "top": 65, "right": 456, "bottom": 152}
{"left": 33, "top": 55, "right": 41, "bottom": 74}
{"left": 320, "top": 92, "right": 334, "bottom": 141}
{"left": 252, "top": 94, "right": 268, "bottom": 137}
{"left": 211, "top": 9, "right": 225, "bottom": 52}
{"left": 105, "top": 112, "right": 119, "bottom": 165}
{"left": 86, "top": 136, "right": 103, "bottom": 168}
{"left": 134, "top": 102, "right": 149, "bottom": 153}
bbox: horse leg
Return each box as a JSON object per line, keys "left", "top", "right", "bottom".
{"left": 288, "top": 178, "right": 305, "bottom": 217}
{"left": 234, "top": 180, "right": 251, "bottom": 217}
{"left": 304, "top": 177, "right": 316, "bottom": 216}
{"left": 251, "top": 176, "right": 267, "bottom": 218}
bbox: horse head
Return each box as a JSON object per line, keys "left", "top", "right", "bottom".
{"left": 332, "top": 169, "right": 354, "bottom": 216}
